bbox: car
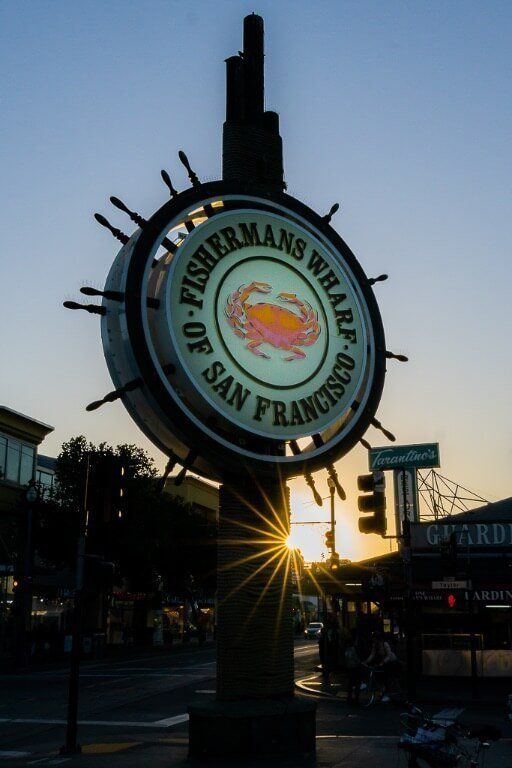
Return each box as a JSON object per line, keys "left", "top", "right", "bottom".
{"left": 304, "top": 621, "right": 323, "bottom": 639}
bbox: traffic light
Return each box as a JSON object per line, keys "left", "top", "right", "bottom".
{"left": 88, "top": 454, "right": 127, "bottom": 523}
{"left": 357, "top": 471, "right": 386, "bottom": 535}
{"left": 330, "top": 552, "right": 340, "bottom": 571}
{"left": 325, "top": 529, "right": 334, "bottom": 552}
{"left": 112, "top": 458, "right": 127, "bottom": 519}
{"left": 445, "top": 592, "right": 466, "bottom": 610}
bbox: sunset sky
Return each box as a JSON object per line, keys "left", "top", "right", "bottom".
{"left": 1, "top": 1, "right": 511, "bottom": 563}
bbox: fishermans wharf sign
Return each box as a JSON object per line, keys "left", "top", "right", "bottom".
{"left": 99, "top": 186, "right": 387, "bottom": 479}
{"left": 170, "top": 208, "right": 365, "bottom": 439}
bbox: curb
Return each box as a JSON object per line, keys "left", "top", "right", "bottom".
{"left": 295, "top": 674, "right": 346, "bottom": 700}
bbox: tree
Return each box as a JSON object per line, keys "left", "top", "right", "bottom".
{"left": 35, "top": 436, "right": 216, "bottom": 604}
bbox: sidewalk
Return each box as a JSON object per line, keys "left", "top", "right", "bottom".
{"left": 2, "top": 730, "right": 510, "bottom": 767}
{"left": 297, "top": 667, "right": 512, "bottom": 706}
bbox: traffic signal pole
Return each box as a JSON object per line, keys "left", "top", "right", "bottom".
{"left": 401, "top": 468, "right": 416, "bottom": 701}
{"left": 328, "top": 479, "right": 336, "bottom": 555}
{"left": 60, "top": 454, "right": 90, "bottom": 756}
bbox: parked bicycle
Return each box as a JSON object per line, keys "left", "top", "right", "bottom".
{"left": 398, "top": 703, "right": 500, "bottom": 767}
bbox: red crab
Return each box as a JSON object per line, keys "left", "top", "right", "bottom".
{"left": 224, "top": 281, "right": 321, "bottom": 361}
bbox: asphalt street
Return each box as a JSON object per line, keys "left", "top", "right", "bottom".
{"left": 0, "top": 639, "right": 510, "bottom": 766}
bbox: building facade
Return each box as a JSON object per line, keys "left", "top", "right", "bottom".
{"left": 0, "top": 406, "right": 54, "bottom": 659}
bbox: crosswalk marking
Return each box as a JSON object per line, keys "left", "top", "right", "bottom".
{"left": 153, "top": 714, "right": 189, "bottom": 727}
{"left": 0, "top": 751, "right": 31, "bottom": 758}
{"left": 0, "top": 715, "right": 189, "bottom": 729}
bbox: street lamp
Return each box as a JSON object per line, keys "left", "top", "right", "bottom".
{"left": 26, "top": 484, "right": 37, "bottom": 505}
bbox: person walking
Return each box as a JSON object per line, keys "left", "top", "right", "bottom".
{"left": 319, "top": 614, "right": 340, "bottom": 680}
{"left": 345, "top": 630, "right": 363, "bottom": 704}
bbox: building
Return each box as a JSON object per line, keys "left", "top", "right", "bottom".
{"left": 0, "top": 406, "right": 54, "bottom": 514}
{"left": 161, "top": 475, "right": 219, "bottom": 641}
{"left": 0, "top": 406, "right": 54, "bottom": 658}
{"left": 409, "top": 498, "right": 512, "bottom": 679}
{"left": 108, "top": 474, "right": 219, "bottom": 647}
{"left": 165, "top": 474, "right": 218, "bottom": 524}
{"left": 310, "top": 497, "right": 512, "bottom": 685}
{"left": 35, "top": 454, "right": 57, "bottom": 497}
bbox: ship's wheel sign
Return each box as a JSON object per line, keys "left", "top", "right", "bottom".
{"left": 167, "top": 204, "right": 368, "bottom": 442}
{"left": 67, "top": 180, "right": 404, "bottom": 482}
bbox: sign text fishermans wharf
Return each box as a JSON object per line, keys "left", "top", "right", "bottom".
{"left": 169, "top": 210, "right": 369, "bottom": 439}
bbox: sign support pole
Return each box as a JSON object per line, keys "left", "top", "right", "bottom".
{"left": 187, "top": 15, "right": 316, "bottom": 759}
{"left": 60, "top": 453, "right": 90, "bottom": 755}
{"left": 402, "top": 470, "right": 416, "bottom": 700}
{"left": 78, "top": 11, "right": 391, "bottom": 759}
{"left": 215, "top": 477, "right": 294, "bottom": 700}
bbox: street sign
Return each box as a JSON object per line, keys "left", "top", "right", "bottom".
{"left": 369, "top": 442, "right": 440, "bottom": 471}
{"left": 393, "top": 467, "right": 419, "bottom": 529}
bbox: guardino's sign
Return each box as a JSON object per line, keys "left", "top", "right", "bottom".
{"left": 411, "top": 521, "right": 512, "bottom": 548}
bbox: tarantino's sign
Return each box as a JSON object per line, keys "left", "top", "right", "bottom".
{"left": 411, "top": 521, "right": 512, "bottom": 549}
{"left": 168, "top": 209, "right": 369, "bottom": 439}
{"left": 369, "top": 443, "right": 440, "bottom": 471}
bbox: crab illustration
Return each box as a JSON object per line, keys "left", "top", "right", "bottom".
{"left": 224, "top": 281, "right": 321, "bottom": 361}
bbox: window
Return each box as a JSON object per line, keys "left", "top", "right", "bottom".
{"left": 0, "top": 434, "right": 35, "bottom": 486}
{"left": 36, "top": 469, "right": 55, "bottom": 496}
{"left": 0, "top": 437, "right": 6, "bottom": 480}
{"left": 6, "top": 440, "right": 21, "bottom": 482}
{"left": 20, "top": 445, "right": 35, "bottom": 485}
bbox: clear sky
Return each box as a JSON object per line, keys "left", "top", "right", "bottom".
{"left": 1, "top": 1, "right": 511, "bottom": 562}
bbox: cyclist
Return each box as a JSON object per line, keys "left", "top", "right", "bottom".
{"left": 365, "top": 631, "right": 400, "bottom": 702}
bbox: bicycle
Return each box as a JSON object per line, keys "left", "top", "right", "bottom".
{"left": 398, "top": 703, "right": 501, "bottom": 767}
{"left": 359, "top": 663, "right": 403, "bottom": 707}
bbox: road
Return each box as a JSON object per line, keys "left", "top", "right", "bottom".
{"left": 0, "top": 640, "right": 510, "bottom": 766}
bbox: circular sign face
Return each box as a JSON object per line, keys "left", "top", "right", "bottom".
{"left": 165, "top": 209, "right": 366, "bottom": 440}
{"left": 101, "top": 183, "right": 386, "bottom": 479}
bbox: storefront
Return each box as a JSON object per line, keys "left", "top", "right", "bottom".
{"left": 309, "top": 498, "right": 512, "bottom": 680}
{"left": 409, "top": 501, "right": 512, "bottom": 678}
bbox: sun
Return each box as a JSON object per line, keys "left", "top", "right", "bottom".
{"left": 284, "top": 534, "right": 294, "bottom": 550}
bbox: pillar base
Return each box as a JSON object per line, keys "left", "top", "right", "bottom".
{"left": 188, "top": 697, "right": 316, "bottom": 760}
